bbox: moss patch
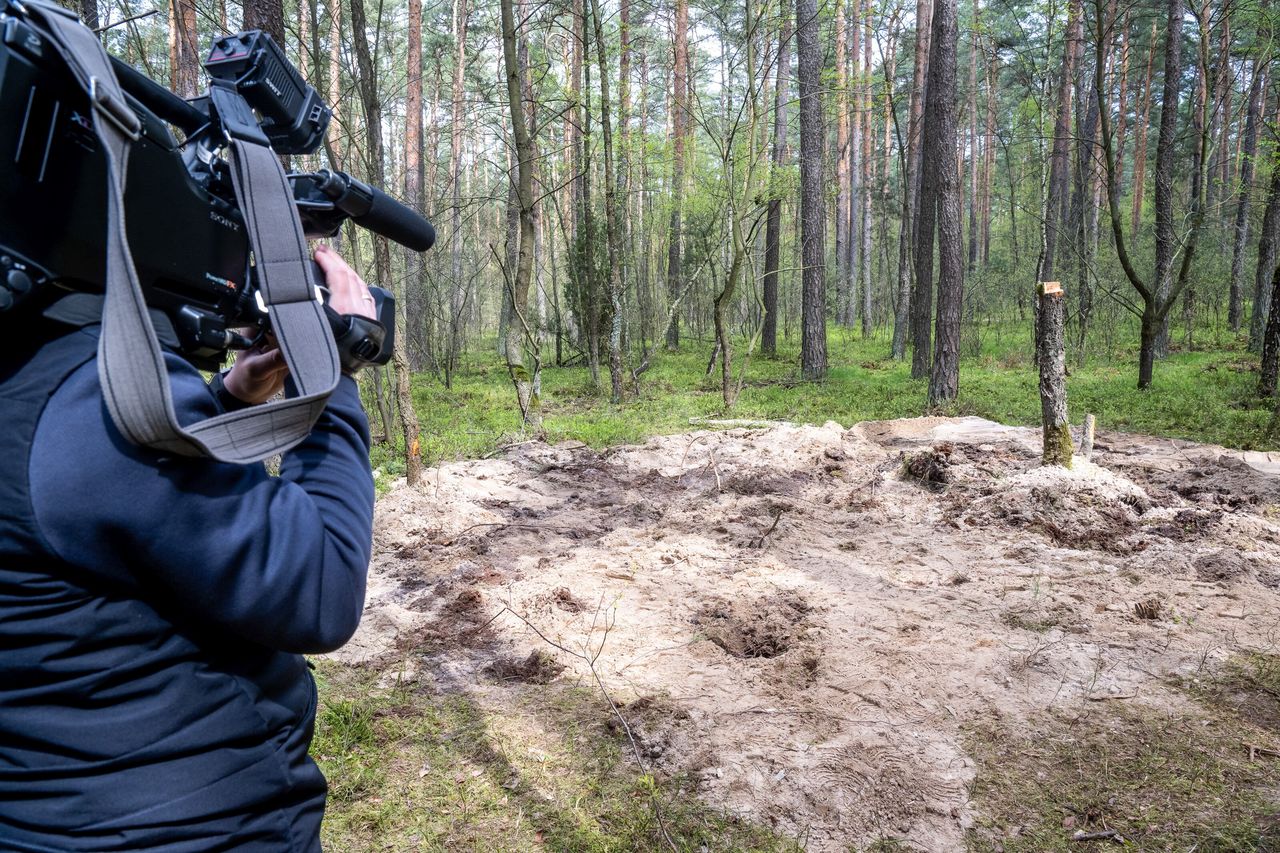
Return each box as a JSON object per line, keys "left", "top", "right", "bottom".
{"left": 967, "top": 658, "right": 1280, "bottom": 851}
{"left": 311, "top": 660, "right": 801, "bottom": 852}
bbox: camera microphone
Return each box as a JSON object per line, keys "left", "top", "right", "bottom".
{"left": 294, "top": 170, "right": 436, "bottom": 252}
{"left": 360, "top": 184, "right": 436, "bottom": 252}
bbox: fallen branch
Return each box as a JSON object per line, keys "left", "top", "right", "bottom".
{"left": 688, "top": 416, "right": 794, "bottom": 428}
{"left": 1070, "top": 829, "right": 1124, "bottom": 843}
{"left": 1246, "top": 743, "right": 1280, "bottom": 760}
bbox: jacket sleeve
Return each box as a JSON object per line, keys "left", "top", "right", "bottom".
{"left": 29, "top": 348, "right": 375, "bottom": 654}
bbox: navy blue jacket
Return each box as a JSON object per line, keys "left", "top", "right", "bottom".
{"left": 0, "top": 320, "right": 374, "bottom": 851}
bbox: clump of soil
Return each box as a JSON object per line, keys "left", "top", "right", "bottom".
{"left": 484, "top": 650, "right": 566, "bottom": 684}
{"left": 1134, "top": 597, "right": 1164, "bottom": 620}
{"left": 902, "top": 443, "right": 955, "bottom": 488}
{"left": 694, "top": 593, "right": 812, "bottom": 659}
{"left": 1194, "top": 549, "right": 1257, "bottom": 584}
{"left": 550, "top": 586, "right": 585, "bottom": 613}
{"left": 397, "top": 587, "right": 493, "bottom": 654}
{"left": 1149, "top": 508, "right": 1224, "bottom": 541}
{"left": 963, "top": 461, "right": 1155, "bottom": 554}
{"left": 611, "top": 695, "right": 695, "bottom": 767}
{"left": 1120, "top": 455, "right": 1280, "bottom": 510}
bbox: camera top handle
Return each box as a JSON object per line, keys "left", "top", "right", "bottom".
{"left": 21, "top": 0, "right": 341, "bottom": 464}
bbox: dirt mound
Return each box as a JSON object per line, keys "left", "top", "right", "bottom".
{"left": 961, "top": 460, "right": 1155, "bottom": 553}
{"left": 334, "top": 416, "right": 1280, "bottom": 851}
{"left": 484, "top": 650, "right": 566, "bottom": 684}
{"left": 694, "top": 593, "right": 813, "bottom": 659}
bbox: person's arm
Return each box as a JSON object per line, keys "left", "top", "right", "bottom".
{"left": 29, "top": 247, "right": 380, "bottom": 654}
{"left": 30, "top": 350, "right": 374, "bottom": 654}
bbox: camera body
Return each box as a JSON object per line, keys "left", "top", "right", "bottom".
{"left": 0, "top": 3, "right": 431, "bottom": 369}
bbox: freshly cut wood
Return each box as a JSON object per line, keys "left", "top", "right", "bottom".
{"left": 1037, "top": 282, "right": 1072, "bottom": 468}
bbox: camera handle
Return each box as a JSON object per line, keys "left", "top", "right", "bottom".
{"left": 24, "top": 0, "right": 341, "bottom": 464}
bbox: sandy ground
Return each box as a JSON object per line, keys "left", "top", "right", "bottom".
{"left": 334, "top": 417, "right": 1280, "bottom": 851}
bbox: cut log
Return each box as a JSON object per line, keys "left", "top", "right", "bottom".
{"left": 1038, "top": 283, "right": 1072, "bottom": 467}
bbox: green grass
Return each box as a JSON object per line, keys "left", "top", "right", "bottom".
{"left": 367, "top": 322, "right": 1278, "bottom": 479}
{"left": 312, "top": 660, "right": 801, "bottom": 852}
{"left": 967, "top": 653, "right": 1280, "bottom": 851}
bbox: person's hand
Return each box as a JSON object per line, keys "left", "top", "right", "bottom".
{"left": 222, "top": 336, "right": 289, "bottom": 404}
{"left": 314, "top": 244, "right": 376, "bottom": 321}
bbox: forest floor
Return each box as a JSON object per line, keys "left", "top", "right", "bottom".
{"left": 372, "top": 325, "right": 1280, "bottom": 478}
{"left": 319, "top": 415, "right": 1280, "bottom": 851}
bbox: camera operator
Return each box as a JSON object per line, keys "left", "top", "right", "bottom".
{"left": 0, "top": 243, "right": 378, "bottom": 851}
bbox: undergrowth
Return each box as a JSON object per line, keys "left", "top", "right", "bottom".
{"left": 368, "top": 323, "right": 1277, "bottom": 481}
{"left": 311, "top": 659, "right": 800, "bottom": 852}
{"left": 967, "top": 652, "right": 1280, "bottom": 851}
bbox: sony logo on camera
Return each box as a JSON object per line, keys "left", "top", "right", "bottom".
{"left": 209, "top": 210, "right": 240, "bottom": 232}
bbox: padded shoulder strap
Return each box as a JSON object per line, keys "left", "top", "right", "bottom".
{"left": 24, "top": 0, "right": 339, "bottom": 464}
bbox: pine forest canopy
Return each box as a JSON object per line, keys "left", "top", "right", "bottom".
{"left": 72, "top": 0, "right": 1280, "bottom": 480}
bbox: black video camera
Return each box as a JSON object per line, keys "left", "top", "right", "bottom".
{"left": 0, "top": 2, "right": 435, "bottom": 370}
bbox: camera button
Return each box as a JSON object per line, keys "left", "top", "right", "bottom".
{"left": 6, "top": 270, "right": 33, "bottom": 296}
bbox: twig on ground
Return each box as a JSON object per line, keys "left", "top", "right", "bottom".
{"left": 1246, "top": 743, "right": 1280, "bottom": 760}
{"left": 1070, "top": 829, "right": 1124, "bottom": 843}
{"left": 753, "top": 509, "right": 785, "bottom": 549}
{"left": 440, "top": 521, "right": 581, "bottom": 544}
{"left": 496, "top": 600, "right": 680, "bottom": 853}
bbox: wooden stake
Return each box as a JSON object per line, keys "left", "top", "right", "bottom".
{"left": 1037, "top": 283, "right": 1072, "bottom": 467}
{"left": 1081, "top": 413, "right": 1096, "bottom": 461}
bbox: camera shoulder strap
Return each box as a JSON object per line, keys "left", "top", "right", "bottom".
{"left": 25, "top": 0, "right": 341, "bottom": 465}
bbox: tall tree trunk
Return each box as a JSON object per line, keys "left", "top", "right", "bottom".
{"left": 1111, "top": 12, "right": 1130, "bottom": 199}
{"left": 796, "top": 0, "right": 827, "bottom": 379}
{"left": 447, "top": 0, "right": 468, "bottom": 386}
{"left": 1151, "top": 0, "right": 1184, "bottom": 358}
{"left": 1260, "top": 261, "right": 1280, "bottom": 396}
{"left": 836, "top": 0, "right": 851, "bottom": 325}
{"left": 1228, "top": 60, "right": 1263, "bottom": 331}
{"left": 665, "top": 0, "right": 690, "bottom": 349}
{"left": 925, "top": 0, "right": 963, "bottom": 406}
{"left": 1178, "top": 12, "right": 1209, "bottom": 348}
{"left": 860, "top": 10, "right": 873, "bottom": 337}
{"left": 763, "top": 19, "right": 791, "bottom": 357}
{"left": 981, "top": 47, "right": 996, "bottom": 265}
{"left": 324, "top": 0, "right": 343, "bottom": 173}
{"left": 911, "top": 0, "right": 944, "bottom": 380}
{"left": 242, "top": 0, "right": 283, "bottom": 45}
{"left": 350, "top": 0, "right": 421, "bottom": 484}
{"left": 1207, "top": 16, "right": 1230, "bottom": 219}
{"left": 404, "top": 0, "right": 427, "bottom": 369}
{"left": 169, "top": 0, "right": 198, "bottom": 98}
{"left": 500, "top": 0, "right": 542, "bottom": 425}
{"left": 966, "top": 0, "right": 979, "bottom": 275}
{"left": 391, "top": 0, "right": 426, "bottom": 471}
{"left": 586, "top": 0, "right": 625, "bottom": 403}
{"left": 1042, "top": 0, "right": 1082, "bottom": 286}
{"left": 1250, "top": 153, "right": 1280, "bottom": 352}
{"left": 891, "top": 0, "right": 931, "bottom": 360}
{"left": 1131, "top": 22, "right": 1157, "bottom": 241}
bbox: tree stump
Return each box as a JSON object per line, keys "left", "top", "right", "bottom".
{"left": 1037, "top": 282, "right": 1072, "bottom": 468}
{"left": 1080, "top": 413, "right": 1096, "bottom": 461}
